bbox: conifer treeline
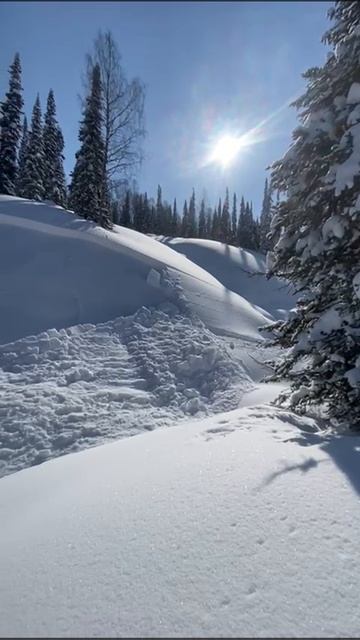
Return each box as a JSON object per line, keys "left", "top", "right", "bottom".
{"left": 0, "top": 52, "right": 273, "bottom": 251}
{"left": 112, "top": 182, "right": 273, "bottom": 251}
{"left": 0, "top": 54, "right": 66, "bottom": 205}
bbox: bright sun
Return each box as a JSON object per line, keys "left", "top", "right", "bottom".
{"left": 209, "top": 135, "right": 243, "bottom": 168}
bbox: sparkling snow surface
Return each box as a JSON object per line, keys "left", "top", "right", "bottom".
{"left": 1, "top": 390, "right": 360, "bottom": 638}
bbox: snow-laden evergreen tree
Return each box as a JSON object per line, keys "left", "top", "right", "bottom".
{"left": 22, "top": 95, "right": 45, "bottom": 201}
{"left": 43, "top": 89, "right": 67, "bottom": 206}
{"left": 16, "top": 115, "right": 28, "bottom": 197}
{"left": 188, "top": 188, "right": 197, "bottom": 237}
{"left": 0, "top": 53, "right": 23, "bottom": 195}
{"left": 142, "top": 192, "right": 151, "bottom": 233}
{"left": 69, "top": 64, "right": 111, "bottom": 227}
{"left": 205, "top": 207, "right": 213, "bottom": 238}
{"left": 236, "top": 196, "right": 246, "bottom": 246}
{"left": 266, "top": 0, "right": 360, "bottom": 429}
{"left": 172, "top": 198, "right": 179, "bottom": 236}
{"left": 241, "top": 201, "right": 257, "bottom": 249}
{"left": 181, "top": 199, "right": 189, "bottom": 237}
{"left": 211, "top": 205, "right": 218, "bottom": 240}
{"left": 231, "top": 192, "right": 237, "bottom": 244}
{"left": 198, "top": 197, "right": 206, "bottom": 238}
{"left": 153, "top": 184, "right": 163, "bottom": 234}
{"left": 259, "top": 178, "right": 273, "bottom": 252}
{"left": 212, "top": 198, "right": 222, "bottom": 241}
{"left": 220, "top": 188, "right": 231, "bottom": 242}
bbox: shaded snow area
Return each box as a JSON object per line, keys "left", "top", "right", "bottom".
{"left": 2, "top": 392, "right": 360, "bottom": 638}
{"left": 0, "top": 304, "right": 254, "bottom": 478}
{"left": 0, "top": 196, "right": 274, "bottom": 344}
{"left": 160, "top": 236, "right": 296, "bottom": 320}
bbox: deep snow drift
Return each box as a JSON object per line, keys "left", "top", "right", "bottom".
{"left": 0, "top": 195, "right": 292, "bottom": 477}
{"left": 161, "top": 236, "right": 296, "bottom": 320}
{"left": 0, "top": 196, "right": 281, "bottom": 344}
{"left": 1, "top": 389, "right": 360, "bottom": 638}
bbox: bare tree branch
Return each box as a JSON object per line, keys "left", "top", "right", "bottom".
{"left": 83, "top": 30, "right": 146, "bottom": 194}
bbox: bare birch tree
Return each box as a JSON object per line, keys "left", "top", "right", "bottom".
{"left": 84, "top": 30, "right": 146, "bottom": 194}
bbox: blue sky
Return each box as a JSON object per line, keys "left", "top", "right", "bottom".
{"left": 0, "top": 1, "right": 331, "bottom": 214}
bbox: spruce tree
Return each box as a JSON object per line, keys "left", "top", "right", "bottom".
{"left": 237, "top": 196, "right": 246, "bottom": 246}
{"left": 231, "top": 192, "right": 237, "bottom": 244}
{"left": 172, "top": 198, "right": 178, "bottom": 236}
{"left": 205, "top": 207, "right": 213, "bottom": 239}
{"left": 154, "top": 184, "right": 163, "bottom": 234}
{"left": 181, "top": 200, "right": 189, "bottom": 237}
{"left": 267, "top": 0, "right": 360, "bottom": 428}
{"left": 43, "top": 89, "right": 67, "bottom": 206}
{"left": 16, "top": 115, "right": 28, "bottom": 197}
{"left": 259, "top": 178, "right": 273, "bottom": 252}
{"left": 211, "top": 205, "right": 218, "bottom": 240}
{"left": 22, "top": 95, "right": 45, "bottom": 201}
{"left": 220, "top": 187, "right": 231, "bottom": 243}
{"left": 69, "top": 64, "right": 110, "bottom": 227}
{"left": 143, "top": 192, "right": 151, "bottom": 233}
{"left": 0, "top": 53, "right": 23, "bottom": 195}
{"left": 188, "top": 188, "right": 197, "bottom": 237}
{"left": 198, "top": 197, "right": 206, "bottom": 238}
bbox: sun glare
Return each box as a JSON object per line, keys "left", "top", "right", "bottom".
{"left": 209, "top": 135, "right": 244, "bottom": 168}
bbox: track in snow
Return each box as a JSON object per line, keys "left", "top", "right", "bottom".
{"left": 0, "top": 303, "right": 254, "bottom": 477}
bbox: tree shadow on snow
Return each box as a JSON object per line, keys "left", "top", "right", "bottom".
{"left": 281, "top": 416, "right": 360, "bottom": 498}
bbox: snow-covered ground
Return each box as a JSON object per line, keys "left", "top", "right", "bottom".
{"left": 0, "top": 307, "right": 256, "bottom": 477}
{"left": 0, "top": 196, "right": 290, "bottom": 477}
{"left": 1, "top": 386, "right": 360, "bottom": 638}
{"left": 1, "top": 196, "right": 360, "bottom": 637}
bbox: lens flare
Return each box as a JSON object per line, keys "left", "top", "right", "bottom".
{"left": 209, "top": 135, "right": 244, "bottom": 168}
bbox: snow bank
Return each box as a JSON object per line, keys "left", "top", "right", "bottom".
{"left": 0, "top": 196, "right": 273, "bottom": 344}
{"left": 1, "top": 393, "right": 360, "bottom": 637}
{"left": 160, "top": 236, "right": 296, "bottom": 320}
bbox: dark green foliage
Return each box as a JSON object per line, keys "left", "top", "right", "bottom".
{"left": 16, "top": 115, "right": 28, "bottom": 197}
{"left": 220, "top": 188, "right": 231, "bottom": 243}
{"left": 69, "top": 64, "right": 111, "bottom": 228}
{"left": 231, "top": 193, "right": 237, "bottom": 244}
{"left": 198, "top": 198, "right": 206, "bottom": 239}
{"left": 259, "top": 178, "right": 273, "bottom": 252}
{"left": 21, "top": 95, "right": 45, "bottom": 201}
{"left": 266, "top": 0, "right": 360, "bottom": 429}
{"left": 0, "top": 53, "right": 23, "bottom": 195}
{"left": 43, "top": 90, "right": 67, "bottom": 206}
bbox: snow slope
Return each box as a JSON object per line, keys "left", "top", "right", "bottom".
{"left": 1, "top": 388, "right": 360, "bottom": 638}
{"left": 160, "top": 236, "right": 296, "bottom": 320}
{"left": 0, "top": 196, "right": 294, "bottom": 478}
{"left": 0, "top": 196, "right": 273, "bottom": 344}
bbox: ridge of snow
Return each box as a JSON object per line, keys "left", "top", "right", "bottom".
{"left": 0, "top": 196, "right": 279, "bottom": 344}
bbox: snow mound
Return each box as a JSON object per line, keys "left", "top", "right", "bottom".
{"left": 160, "top": 236, "right": 296, "bottom": 320}
{"left": 0, "top": 196, "right": 272, "bottom": 344}
{"left": 0, "top": 303, "right": 252, "bottom": 478}
{"left": 1, "top": 391, "right": 360, "bottom": 637}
